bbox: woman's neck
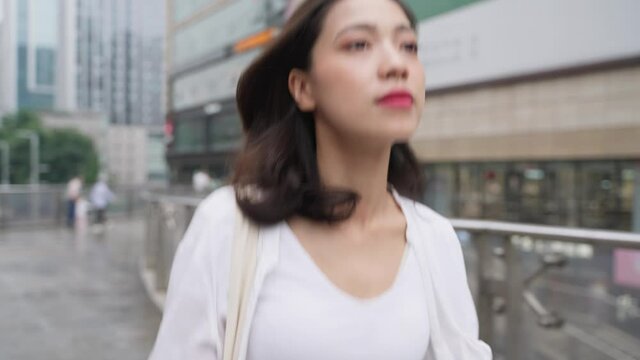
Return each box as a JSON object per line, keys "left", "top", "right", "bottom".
{"left": 315, "top": 127, "right": 394, "bottom": 228}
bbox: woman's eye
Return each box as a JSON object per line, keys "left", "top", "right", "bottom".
{"left": 402, "top": 42, "right": 418, "bottom": 53}
{"left": 345, "top": 40, "right": 370, "bottom": 51}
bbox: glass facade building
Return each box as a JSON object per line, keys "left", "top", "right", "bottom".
{"left": 0, "top": 0, "right": 164, "bottom": 123}
{"left": 16, "top": 0, "right": 57, "bottom": 110}
{"left": 425, "top": 160, "right": 640, "bottom": 231}
{"left": 76, "top": 0, "right": 164, "bottom": 125}
{"left": 0, "top": 0, "right": 77, "bottom": 112}
{"left": 166, "top": 0, "right": 287, "bottom": 181}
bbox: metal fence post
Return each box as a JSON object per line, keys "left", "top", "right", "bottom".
{"left": 504, "top": 235, "right": 524, "bottom": 360}
{"left": 0, "top": 191, "right": 6, "bottom": 229}
{"left": 155, "top": 202, "right": 169, "bottom": 292}
{"left": 475, "top": 232, "right": 495, "bottom": 347}
{"left": 144, "top": 200, "right": 158, "bottom": 272}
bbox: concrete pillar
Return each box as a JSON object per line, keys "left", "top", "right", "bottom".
{"left": 0, "top": 0, "right": 17, "bottom": 115}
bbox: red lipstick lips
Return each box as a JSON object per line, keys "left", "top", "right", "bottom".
{"left": 377, "top": 90, "right": 414, "bottom": 108}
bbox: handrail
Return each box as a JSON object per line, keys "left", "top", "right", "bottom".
{"left": 0, "top": 184, "right": 66, "bottom": 193}
{"left": 0, "top": 184, "right": 157, "bottom": 228}
{"left": 141, "top": 192, "right": 203, "bottom": 207}
{"left": 140, "top": 192, "right": 640, "bottom": 247}
{"left": 451, "top": 218, "right": 640, "bottom": 248}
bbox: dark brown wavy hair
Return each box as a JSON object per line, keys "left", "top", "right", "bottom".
{"left": 233, "top": 0, "right": 424, "bottom": 225}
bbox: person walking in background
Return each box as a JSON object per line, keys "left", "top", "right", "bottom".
{"left": 90, "top": 173, "right": 115, "bottom": 232}
{"left": 65, "top": 175, "right": 82, "bottom": 228}
{"left": 74, "top": 194, "right": 90, "bottom": 242}
{"left": 192, "top": 169, "right": 212, "bottom": 193}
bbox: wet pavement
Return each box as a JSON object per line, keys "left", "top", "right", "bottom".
{"left": 0, "top": 219, "right": 161, "bottom": 360}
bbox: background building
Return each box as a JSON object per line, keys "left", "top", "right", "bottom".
{"left": 0, "top": 3, "right": 5, "bottom": 116}
{"left": 165, "top": 0, "right": 286, "bottom": 183}
{"left": 409, "top": 0, "right": 640, "bottom": 232}
{"left": 76, "top": 0, "right": 165, "bottom": 125}
{"left": 106, "top": 125, "right": 148, "bottom": 185}
{"left": 0, "top": 0, "right": 167, "bottom": 185}
{"left": 146, "top": 126, "right": 170, "bottom": 185}
{"left": 0, "top": 0, "right": 165, "bottom": 126}
{"left": 75, "top": 0, "right": 107, "bottom": 113}
{"left": 0, "top": 0, "right": 76, "bottom": 113}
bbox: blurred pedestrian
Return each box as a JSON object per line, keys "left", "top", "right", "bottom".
{"left": 150, "top": 1, "right": 491, "bottom": 359}
{"left": 74, "top": 194, "right": 90, "bottom": 240}
{"left": 65, "top": 175, "right": 82, "bottom": 228}
{"left": 90, "top": 173, "right": 115, "bottom": 230}
{"left": 192, "top": 169, "right": 211, "bottom": 193}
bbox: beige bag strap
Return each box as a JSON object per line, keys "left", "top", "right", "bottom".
{"left": 223, "top": 204, "right": 259, "bottom": 360}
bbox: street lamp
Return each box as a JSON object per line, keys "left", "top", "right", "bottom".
{"left": 0, "top": 140, "right": 9, "bottom": 186}
{"left": 17, "top": 130, "right": 39, "bottom": 185}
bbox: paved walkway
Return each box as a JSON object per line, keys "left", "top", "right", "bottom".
{"left": 0, "top": 219, "right": 161, "bottom": 360}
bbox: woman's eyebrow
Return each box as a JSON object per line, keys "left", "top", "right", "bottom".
{"left": 394, "top": 24, "right": 415, "bottom": 35}
{"left": 334, "top": 23, "right": 414, "bottom": 41}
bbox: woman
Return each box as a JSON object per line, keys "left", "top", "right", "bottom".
{"left": 150, "top": 0, "right": 492, "bottom": 359}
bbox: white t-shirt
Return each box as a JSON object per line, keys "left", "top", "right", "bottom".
{"left": 246, "top": 223, "right": 430, "bottom": 360}
{"left": 149, "top": 186, "right": 492, "bottom": 360}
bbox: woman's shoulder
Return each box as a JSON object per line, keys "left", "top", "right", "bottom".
{"left": 178, "top": 185, "right": 237, "bottom": 256}
{"left": 196, "top": 185, "right": 237, "bottom": 221}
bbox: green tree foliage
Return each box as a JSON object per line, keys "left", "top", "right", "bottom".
{"left": 0, "top": 110, "right": 99, "bottom": 184}
{"left": 41, "top": 129, "right": 99, "bottom": 184}
{"left": 0, "top": 109, "right": 42, "bottom": 132}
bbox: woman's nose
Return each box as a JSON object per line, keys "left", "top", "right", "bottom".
{"left": 378, "top": 43, "right": 409, "bottom": 80}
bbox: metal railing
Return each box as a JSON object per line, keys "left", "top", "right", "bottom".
{"left": 141, "top": 193, "right": 201, "bottom": 308}
{"left": 141, "top": 193, "right": 640, "bottom": 359}
{"left": 451, "top": 219, "right": 640, "bottom": 359}
{"left": 0, "top": 184, "right": 156, "bottom": 229}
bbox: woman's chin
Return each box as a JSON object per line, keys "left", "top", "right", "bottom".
{"left": 380, "top": 121, "right": 419, "bottom": 142}
{"left": 361, "top": 128, "right": 417, "bottom": 146}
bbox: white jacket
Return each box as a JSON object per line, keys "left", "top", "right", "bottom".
{"left": 149, "top": 186, "right": 492, "bottom": 360}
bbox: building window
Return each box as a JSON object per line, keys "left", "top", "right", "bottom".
{"left": 208, "top": 112, "right": 242, "bottom": 152}
{"left": 423, "top": 160, "right": 637, "bottom": 231}
{"left": 173, "top": 117, "right": 206, "bottom": 154}
{"left": 35, "top": 47, "right": 56, "bottom": 86}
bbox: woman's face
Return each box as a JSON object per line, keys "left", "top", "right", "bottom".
{"left": 298, "top": 0, "right": 425, "bottom": 144}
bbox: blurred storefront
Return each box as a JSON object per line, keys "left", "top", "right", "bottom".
{"left": 164, "top": 0, "right": 285, "bottom": 182}
{"left": 411, "top": 0, "right": 640, "bottom": 231}
{"left": 424, "top": 160, "right": 639, "bottom": 231}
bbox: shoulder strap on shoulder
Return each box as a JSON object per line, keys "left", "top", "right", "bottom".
{"left": 223, "top": 203, "right": 259, "bottom": 360}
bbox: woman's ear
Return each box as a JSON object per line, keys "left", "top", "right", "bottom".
{"left": 288, "top": 69, "right": 316, "bottom": 112}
